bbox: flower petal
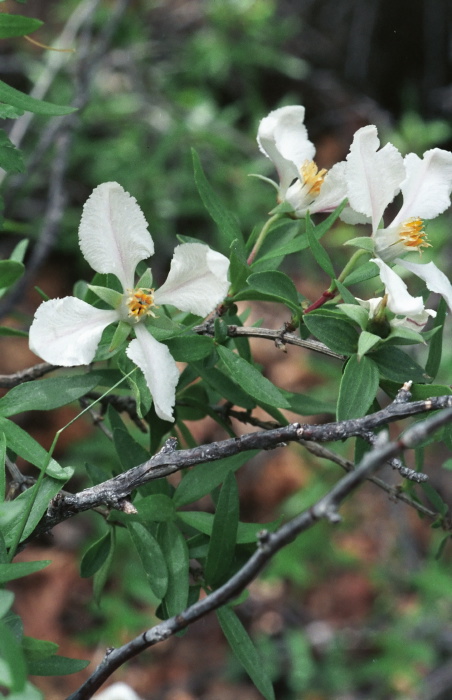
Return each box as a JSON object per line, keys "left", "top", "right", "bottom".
{"left": 126, "top": 324, "right": 179, "bottom": 422}
{"left": 154, "top": 243, "right": 230, "bottom": 316}
{"left": 309, "top": 160, "right": 348, "bottom": 213}
{"left": 78, "top": 182, "right": 154, "bottom": 290}
{"left": 257, "top": 106, "right": 315, "bottom": 197}
{"left": 371, "top": 258, "right": 425, "bottom": 316}
{"left": 396, "top": 257, "right": 452, "bottom": 311}
{"left": 29, "top": 297, "right": 118, "bottom": 365}
{"left": 346, "top": 125, "right": 405, "bottom": 231}
{"left": 391, "top": 149, "right": 452, "bottom": 226}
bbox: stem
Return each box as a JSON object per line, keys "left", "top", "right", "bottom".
{"left": 303, "top": 249, "right": 369, "bottom": 314}
{"left": 7, "top": 369, "right": 137, "bottom": 561}
{"left": 336, "top": 248, "right": 369, "bottom": 284}
{"left": 247, "top": 213, "right": 282, "bottom": 265}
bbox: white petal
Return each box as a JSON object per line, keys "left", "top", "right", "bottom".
{"left": 154, "top": 243, "right": 230, "bottom": 316}
{"left": 371, "top": 258, "right": 425, "bottom": 316}
{"left": 391, "top": 309, "right": 436, "bottom": 331}
{"left": 356, "top": 296, "right": 384, "bottom": 318}
{"left": 29, "top": 297, "right": 118, "bottom": 365}
{"left": 309, "top": 160, "right": 348, "bottom": 213}
{"left": 126, "top": 324, "right": 179, "bottom": 422}
{"left": 391, "top": 149, "right": 452, "bottom": 225}
{"left": 396, "top": 258, "right": 452, "bottom": 311}
{"left": 346, "top": 125, "right": 405, "bottom": 231}
{"left": 78, "top": 182, "right": 154, "bottom": 290}
{"left": 257, "top": 106, "right": 315, "bottom": 197}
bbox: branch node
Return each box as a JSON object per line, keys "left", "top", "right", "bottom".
{"left": 394, "top": 381, "right": 413, "bottom": 404}
{"left": 118, "top": 499, "right": 137, "bottom": 514}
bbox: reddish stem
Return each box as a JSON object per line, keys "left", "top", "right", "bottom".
{"left": 303, "top": 290, "right": 336, "bottom": 314}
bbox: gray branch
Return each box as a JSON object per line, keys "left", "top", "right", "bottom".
{"left": 65, "top": 406, "right": 452, "bottom": 700}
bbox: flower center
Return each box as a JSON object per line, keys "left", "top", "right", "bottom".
{"left": 398, "top": 218, "right": 430, "bottom": 251}
{"left": 300, "top": 160, "right": 327, "bottom": 197}
{"left": 126, "top": 288, "right": 158, "bottom": 321}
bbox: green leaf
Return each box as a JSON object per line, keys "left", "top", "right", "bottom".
{"left": 342, "top": 260, "right": 378, "bottom": 286}
{"left": 93, "top": 528, "right": 115, "bottom": 604}
{"left": 371, "top": 346, "right": 430, "bottom": 383}
{"left": 0, "top": 431, "right": 5, "bottom": 502}
{"left": 338, "top": 304, "right": 369, "bottom": 329}
{"left": 282, "top": 391, "right": 335, "bottom": 415}
{"left": 0, "top": 132, "right": 24, "bottom": 174}
{"left": 0, "top": 620, "right": 26, "bottom": 691}
{"left": 0, "top": 373, "right": 105, "bottom": 417}
{"left": 357, "top": 331, "right": 382, "bottom": 358}
{"left": 192, "top": 148, "right": 243, "bottom": 251}
{"left": 334, "top": 278, "right": 358, "bottom": 305}
{"left": 87, "top": 284, "right": 122, "bottom": 308}
{"left": 179, "top": 511, "right": 280, "bottom": 543}
{"left": 80, "top": 532, "right": 112, "bottom": 578}
{"left": 0, "top": 561, "right": 50, "bottom": 584}
{"left": 135, "top": 494, "right": 176, "bottom": 523}
{"left": 0, "top": 80, "right": 76, "bottom": 116}
{"left": 337, "top": 355, "right": 380, "bottom": 421}
{"left": 112, "top": 426, "right": 149, "bottom": 472}
{"left": 174, "top": 451, "right": 257, "bottom": 508}
{"left": 303, "top": 312, "right": 358, "bottom": 355}
{"left": 0, "top": 260, "right": 24, "bottom": 289}
{"left": 0, "top": 589, "right": 14, "bottom": 618}
{"left": 229, "top": 238, "right": 250, "bottom": 294}
{"left": 0, "top": 327, "right": 28, "bottom": 338}
{"left": 2, "top": 476, "right": 71, "bottom": 546}
{"left": 26, "top": 655, "right": 89, "bottom": 676}
{"left": 343, "top": 236, "right": 374, "bottom": 252}
{"left": 128, "top": 521, "right": 168, "bottom": 599}
{"left": 425, "top": 298, "right": 447, "bottom": 380}
{"left": 0, "top": 14, "right": 43, "bottom": 38}
{"left": 0, "top": 104, "right": 24, "bottom": 119}
{"left": 244, "top": 271, "right": 301, "bottom": 311}
{"left": 157, "top": 521, "right": 189, "bottom": 618}
{"left": 217, "top": 346, "right": 290, "bottom": 408}
{"left": 0, "top": 417, "right": 70, "bottom": 479}
{"left": 22, "top": 637, "right": 58, "bottom": 661}
{"left": 217, "top": 606, "right": 275, "bottom": 700}
{"left": 305, "top": 212, "right": 335, "bottom": 278}
{"left": 205, "top": 472, "right": 239, "bottom": 587}
{"left": 165, "top": 334, "right": 214, "bottom": 361}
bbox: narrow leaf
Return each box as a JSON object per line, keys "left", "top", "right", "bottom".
{"left": 128, "top": 521, "right": 168, "bottom": 599}
{"left": 217, "top": 345, "right": 290, "bottom": 408}
{"left": 158, "top": 521, "right": 189, "bottom": 617}
{"left": 174, "top": 451, "right": 257, "bottom": 508}
{"left": 217, "top": 606, "right": 275, "bottom": 700}
{"left": 0, "top": 560, "right": 50, "bottom": 584}
{"left": 205, "top": 472, "right": 239, "bottom": 587}
{"left": 0, "top": 80, "right": 76, "bottom": 116}
{"left": 303, "top": 314, "right": 358, "bottom": 355}
{"left": 192, "top": 149, "right": 243, "bottom": 250}
{"left": 80, "top": 532, "right": 112, "bottom": 578}
{"left": 425, "top": 298, "right": 447, "bottom": 380}
{"left": 306, "top": 213, "right": 335, "bottom": 278}
{"left": 337, "top": 355, "right": 380, "bottom": 421}
{"left": 0, "top": 14, "right": 43, "bottom": 38}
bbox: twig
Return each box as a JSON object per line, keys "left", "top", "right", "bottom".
{"left": 195, "top": 322, "right": 346, "bottom": 360}
{"left": 37, "top": 394, "right": 452, "bottom": 535}
{"left": 0, "top": 362, "right": 57, "bottom": 388}
{"left": 65, "top": 407, "right": 452, "bottom": 700}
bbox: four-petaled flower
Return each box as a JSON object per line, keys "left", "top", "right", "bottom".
{"left": 257, "top": 105, "right": 348, "bottom": 217}
{"left": 29, "top": 182, "right": 230, "bottom": 422}
{"left": 345, "top": 124, "right": 452, "bottom": 310}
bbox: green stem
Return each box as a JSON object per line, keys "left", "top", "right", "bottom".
{"left": 7, "top": 369, "right": 137, "bottom": 561}
{"left": 247, "top": 213, "right": 282, "bottom": 265}
{"left": 336, "top": 248, "right": 369, "bottom": 285}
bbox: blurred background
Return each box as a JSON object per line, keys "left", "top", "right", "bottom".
{"left": 2, "top": 1, "right": 452, "bottom": 698}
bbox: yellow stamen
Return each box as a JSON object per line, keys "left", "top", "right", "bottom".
{"left": 127, "top": 288, "right": 158, "bottom": 321}
{"left": 398, "top": 218, "right": 430, "bottom": 251}
{"left": 300, "top": 160, "right": 327, "bottom": 197}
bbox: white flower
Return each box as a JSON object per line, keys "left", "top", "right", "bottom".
{"left": 29, "top": 182, "right": 230, "bottom": 422}
{"left": 356, "top": 258, "right": 436, "bottom": 331}
{"left": 94, "top": 682, "right": 143, "bottom": 700}
{"left": 257, "top": 105, "right": 347, "bottom": 217}
{"left": 345, "top": 124, "right": 452, "bottom": 310}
